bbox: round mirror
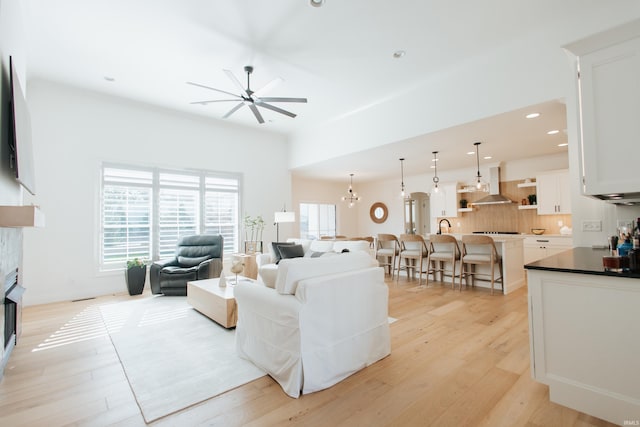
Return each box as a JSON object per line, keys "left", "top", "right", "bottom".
{"left": 370, "top": 202, "right": 388, "bottom": 224}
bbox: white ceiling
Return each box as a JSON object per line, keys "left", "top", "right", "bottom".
{"left": 22, "top": 0, "right": 606, "bottom": 180}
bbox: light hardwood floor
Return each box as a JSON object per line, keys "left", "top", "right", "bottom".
{"left": 0, "top": 276, "right": 616, "bottom": 426}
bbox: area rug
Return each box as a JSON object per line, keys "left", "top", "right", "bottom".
{"left": 99, "top": 296, "right": 266, "bottom": 423}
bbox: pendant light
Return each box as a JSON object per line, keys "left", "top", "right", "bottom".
{"left": 474, "top": 141, "right": 484, "bottom": 190}
{"left": 399, "top": 157, "right": 407, "bottom": 198}
{"left": 341, "top": 173, "right": 361, "bottom": 208}
{"left": 431, "top": 151, "right": 440, "bottom": 194}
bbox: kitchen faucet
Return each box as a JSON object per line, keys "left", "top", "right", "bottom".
{"left": 438, "top": 218, "right": 452, "bottom": 234}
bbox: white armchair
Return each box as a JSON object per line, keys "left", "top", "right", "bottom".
{"left": 234, "top": 252, "right": 390, "bottom": 398}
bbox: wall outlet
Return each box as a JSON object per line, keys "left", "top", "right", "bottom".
{"left": 582, "top": 220, "right": 602, "bottom": 232}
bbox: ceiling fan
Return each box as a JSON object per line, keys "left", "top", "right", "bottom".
{"left": 187, "top": 65, "right": 307, "bottom": 124}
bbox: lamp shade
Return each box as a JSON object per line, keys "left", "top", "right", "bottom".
{"left": 274, "top": 211, "right": 295, "bottom": 223}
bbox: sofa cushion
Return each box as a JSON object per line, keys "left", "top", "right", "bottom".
{"left": 275, "top": 251, "right": 377, "bottom": 295}
{"left": 286, "top": 238, "right": 312, "bottom": 254}
{"left": 259, "top": 264, "right": 279, "bottom": 289}
{"left": 332, "top": 240, "right": 371, "bottom": 253}
{"left": 277, "top": 244, "right": 305, "bottom": 263}
{"left": 309, "top": 240, "right": 336, "bottom": 253}
{"left": 271, "top": 242, "right": 295, "bottom": 264}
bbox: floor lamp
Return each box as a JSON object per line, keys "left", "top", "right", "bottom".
{"left": 274, "top": 211, "right": 295, "bottom": 242}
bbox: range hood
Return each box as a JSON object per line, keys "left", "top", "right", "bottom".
{"left": 472, "top": 167, "right": 514, "bottom": 205}
{"left": 593, "top": 192, "right": 640, "bottom": 206}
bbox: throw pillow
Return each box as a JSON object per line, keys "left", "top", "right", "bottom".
{"left": 271, "top": 242, "right": 295, "bottom": 264}
{"left": 305, "top": 251, "right": 325, "bottom": 258}
{"left": 277, "top": 244, "right": 305, "bottom": 264}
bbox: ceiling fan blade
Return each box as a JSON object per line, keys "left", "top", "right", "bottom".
{"left": 190, "top": 99, "right": 241, "bottom": 105}
{"left": 186, "top": 81, "right": 241, "bottom": 99}
{"left": 248, "top": 103, "right": 265, "bottom": 124}
{"left": 256, "top": 101, "right": 297, "bottom": 118}
{"left": 258, "top": 96, "right": 307, "bottom": 103}
{"left": 254, "top": 77, "right": 283, "bottom": 97}
{"left": 222, "top": 102, "right": 245, "bottom": 119}
{"left": 223, "top": 69, "right": 249, "bottom": 97}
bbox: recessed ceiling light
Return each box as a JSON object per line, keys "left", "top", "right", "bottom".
{"left": 310, "top": 0, "right": 324, "bottom": 7}
{"left": 483, "top": 156, "right": 492, "bottom": 160}
{"left": 547, "top": 129, "right": 560, "bottom": 135}
{"left": 393, "top": 50, "right": 406, "bottom": 59}
{"left": 104, "top": 76, "right": 115, "bottom": 82}
{"left": 526, "top": 112, "right": 540, "bottom": 119}
{"left": 467, "top": 151, "right": 475, "bottom": 155}
{"left": 558, "top": 143, "right": 568, "bottom": 147}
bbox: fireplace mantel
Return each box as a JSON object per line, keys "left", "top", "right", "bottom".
{"left": 0, "top": 206, "right": 45, "bottom": 228}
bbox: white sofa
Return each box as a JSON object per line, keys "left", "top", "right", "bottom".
{"left": 257, "top": 238, "right": 373, "bottom": 288}
{"left": 234, "top": 251, "right": 391, "bottom": 398}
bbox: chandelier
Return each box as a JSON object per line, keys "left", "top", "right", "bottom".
{"left": 341, "top": 173, "right": 361, "bottom": 208}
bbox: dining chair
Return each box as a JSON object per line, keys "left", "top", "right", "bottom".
{"left": 425, "top": 234, "right": 460, "bottom": 289}
{"left": 459, "top": 234, "right": 503, "bottom": 295}
{"left": 376, "top": 234, "right": 400, "bottom": 278}
{"left": 397, "top": 234, "right": 429, "bottom": 285}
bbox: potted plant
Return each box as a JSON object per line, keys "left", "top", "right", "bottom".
{"left": 125, "top": 258, "right": 147, "bottom": 295}
{"left": 459, "top": 199, "right": 468, "bottom": 209}
{"left": 243, "top": 214, "right": 265, "bottom": 253}
{"left": 527, "top": 194, "right": 537, "bottom": 205}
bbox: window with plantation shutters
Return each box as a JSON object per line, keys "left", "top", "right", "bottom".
{"left": 100, "top": 164, "right": 241, "bottom": 271}
{"left": 158, "top": 172, "right": 200, "bottom": 259}
{"left": 204, "top": 176, "right": 238, "bottom": 256}
{"left": 102, "top": 167, "right": 153, "bottom": 269}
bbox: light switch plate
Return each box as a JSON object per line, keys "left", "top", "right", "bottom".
{"left": 582, "top": 220, "right": 602, "bottom": 232}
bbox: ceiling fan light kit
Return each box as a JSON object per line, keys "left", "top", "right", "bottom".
{"left": 187, "top": 65, "right": 307, "bottom": 124}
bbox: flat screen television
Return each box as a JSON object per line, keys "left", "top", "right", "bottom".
{"left": 8, "top": 55, "right": 36, "bottom": 195}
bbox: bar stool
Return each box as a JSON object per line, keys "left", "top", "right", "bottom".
{"left": 397, "top": 234, "right": 429, "bottom": 285}
{"left": 425, "top": 234, "right": 460, "bottom": 289}
{"left": 376, "top": 234, "right": 400, "bottom": 278}
{"left": 459, "top": 235, "right": 503, "bottom": 295}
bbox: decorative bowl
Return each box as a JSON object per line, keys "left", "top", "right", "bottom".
{"left": 531, "top": 228, "right": 546, "bottom": 235}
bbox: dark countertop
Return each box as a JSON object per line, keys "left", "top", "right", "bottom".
{"left": 525, "top": 247, "right": 640, "bottom": 279}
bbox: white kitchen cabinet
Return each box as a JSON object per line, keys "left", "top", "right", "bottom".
{"left": 564, "top": 19, "right": 640, "bottom": 198}
{"left": 523, "top": 236, "right": 573, "bottom": 264}
{"left": 536, "top": 170, "right": 571, "bottom": 215}
{"left": 527, "top": 267, "right": 640, "bottom": 425}
{"left": 429, "top": 183, "right": 458, "bottom": 218}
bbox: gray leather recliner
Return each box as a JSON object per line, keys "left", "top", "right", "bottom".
{"left": 150, "top": 234, "right": 223, "bottom": 296}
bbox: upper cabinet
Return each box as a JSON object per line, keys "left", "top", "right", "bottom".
{"left": 536, "top": 170, "right": 571, "bottom": 215}
{"left": 565, "top": 19, "right": 640, "bottom": 198}
{"left": 430, "top": 183, "right": 458, "bottom": 218}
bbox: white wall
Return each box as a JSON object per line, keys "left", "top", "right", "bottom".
{"left": 288, "top": 4, "right": 640, "bottom": 249}
{"left": 22, "top": 81, "right": 289, "bottom": 306}
{"left": 0, "top": 0, "right": 26, "bottom": 204}
{"left": 288, "top": 4, "right": 640, "bottom": 171}
{"left": 291, "top": 176, "right": 359, "bottom": 238}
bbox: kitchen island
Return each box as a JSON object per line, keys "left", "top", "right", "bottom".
{"left": 525, "top": 247, "right": 640, "bottom": 425}
{"left": 424, "top": 233, "right": 525, "bottom": 294}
